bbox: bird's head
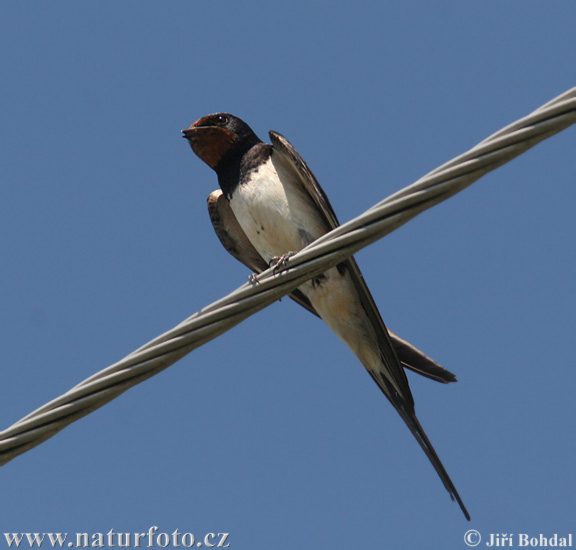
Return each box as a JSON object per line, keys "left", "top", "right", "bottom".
{"left": 182, "top": 113, "right": 261, "bottom": 170}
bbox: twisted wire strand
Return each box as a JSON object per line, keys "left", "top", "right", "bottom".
{"left": 1, "top": 88, "right": 574, "bottom": 467}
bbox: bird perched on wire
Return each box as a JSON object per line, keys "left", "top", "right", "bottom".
{"left": 182, "top": 113, "right": 469, "bottom": 520}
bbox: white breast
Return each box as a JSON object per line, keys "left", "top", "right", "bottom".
{"left": 229, "top": 154, "right": 326, "bottom": 263}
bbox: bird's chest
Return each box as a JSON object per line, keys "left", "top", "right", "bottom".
{"left": 229, "top": 158, "right": 322, "bottom": 263}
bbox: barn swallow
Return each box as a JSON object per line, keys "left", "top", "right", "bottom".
{"left": 182, "top": 113, "right": 469, "bottom": 520}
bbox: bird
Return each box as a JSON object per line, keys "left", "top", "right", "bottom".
{"left": 182, "top": 113, "right": 469, "bottom": 520}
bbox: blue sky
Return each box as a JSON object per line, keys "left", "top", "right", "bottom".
{"left": 1, "top": 2, "right": 575, "bottom": 549}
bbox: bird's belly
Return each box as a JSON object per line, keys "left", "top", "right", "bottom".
{"left": 303, "top": 270, "right": 381, "bottom": 371}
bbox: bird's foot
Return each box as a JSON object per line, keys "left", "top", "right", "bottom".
{"left": 248, "top": 273, "right": 260, "bottom": 285}
{"left": 270, "top": 252, "right": 297, "bottom": 274}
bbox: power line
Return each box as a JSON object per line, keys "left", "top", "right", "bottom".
{"left": 1, "top": 88, "right": 574, "bottom": 467}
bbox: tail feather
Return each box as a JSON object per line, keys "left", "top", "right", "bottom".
{"left": 368, "top": 370, "right": 470, "bottom": 521}
{"left": 388, "top": 331, "right": 458, "bottom": 384}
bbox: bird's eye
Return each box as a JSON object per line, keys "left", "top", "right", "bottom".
{"left": 215, "top": 114, "right": 229, "bottom": 125}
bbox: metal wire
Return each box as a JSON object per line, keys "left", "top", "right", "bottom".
{"left": 1, "top": 88, "right": 574, "bottom": 467}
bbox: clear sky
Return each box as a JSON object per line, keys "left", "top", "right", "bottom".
{"left": 1, "top": 2, "right": 575, "bottom": 549}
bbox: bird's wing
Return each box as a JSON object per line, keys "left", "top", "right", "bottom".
{"left": 268, "top": 130, "right": 412, "bottom": 403}
{"left": 268, "top": 131, "right": 456, "bottom": 382}
{"left": 207, "top": 190, "right": 268, "bottom": 273}
{"left": 269, "top": 130, "right": 469, "bottom": 519}
{"left": 208, "top": 185, "right": 456, "bottom": 383}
